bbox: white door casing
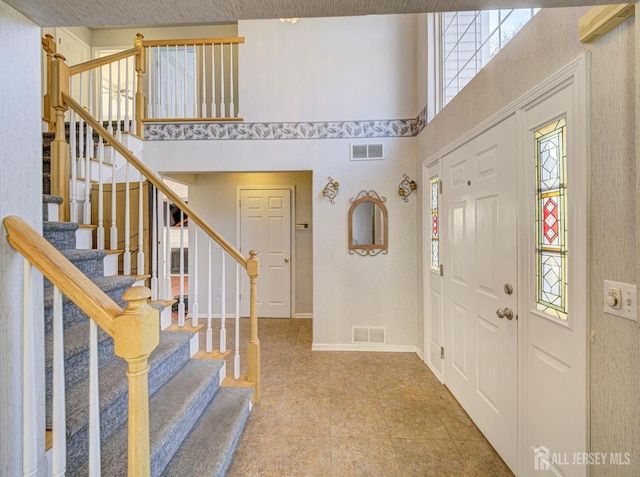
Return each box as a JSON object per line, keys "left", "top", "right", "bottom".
{"left": 441, "top": 115, "right": 519, "bottom": 471}
{"left": 239, "top": 187, "right": 292, "bottom": 318}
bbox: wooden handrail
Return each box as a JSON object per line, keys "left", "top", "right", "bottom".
{"left": 142, "top": 37, "right": 245, "bottom": 47}
{"left": 62, "top": 92, "right": 249, "bottom": 269}
{"left": 3, "top": 216, "right": 120, "bottom": 337}
{"left": 69, "top": 47, "right": 141, "bottom": 76}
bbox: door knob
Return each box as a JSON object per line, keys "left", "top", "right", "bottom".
{"left": 496, "top": 307, "right": 514, "bottom": 320}
{"left": 284, "top": 257, "right": 289, "bottom": 263}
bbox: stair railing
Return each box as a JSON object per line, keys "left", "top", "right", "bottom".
{"left": 53, "top": 44, "right": 261, "bottom": 391}
{"left": 3, "top": 216, "right": 159, "bottom": 477}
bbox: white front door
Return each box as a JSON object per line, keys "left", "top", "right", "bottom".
{"left": 441, "top": 115, "right": 518, "bottom": 471}
{"left": 519, "top": 79, "right": 587, "bottom": 476}
{"left": 240, "top": 188, "right": 292, "bottom": 318}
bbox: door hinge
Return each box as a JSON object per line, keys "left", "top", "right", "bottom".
{"left": 439, "top": 179, "right": 443, "bottom": 194}
{"left": 440, "top": 346, "right": 445, "bottom": 359}
{"left": 439, "top": 264, "right": 444, "bottom": 276}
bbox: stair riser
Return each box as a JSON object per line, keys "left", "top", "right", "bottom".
{"left": 65, "top": 337, "right": 194, "bottom": 476}
{"left": 44, "top": 284, "right": 130, "bottom": 334}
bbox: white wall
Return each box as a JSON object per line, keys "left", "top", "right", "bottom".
{"left": 417, "top": 7, "right": 639, "bottom": 475}
{"left": 238, "top": 15, "right": 417, "bottom": 122}
{"left": 0, "top": 1, "right": 46, "bottom": 474}
{"left": 91, "top": 24, "right": 238, "bottom": 48}
{"left": 145, "top": 136, "right": 418, "bottom": 348}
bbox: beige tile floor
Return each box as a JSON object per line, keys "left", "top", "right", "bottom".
{"left": 199, "top": 318, "right": 513, "bottom": 477}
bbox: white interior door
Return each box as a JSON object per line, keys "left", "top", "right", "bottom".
{"left": 240, "top": 188, "right": 291, "bottom": 318}
{"left": 441, "top": 115, "right": 518, "bottom": 471}
{"left": 519, "top": 79, "right": 587, "bottom": 476}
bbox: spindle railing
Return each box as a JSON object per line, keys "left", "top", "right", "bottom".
{"left": 39, "top": 35, "right": 260, "bottom": 476}
{"left": 4, "top": 216, "right": 159, "bottom": 477}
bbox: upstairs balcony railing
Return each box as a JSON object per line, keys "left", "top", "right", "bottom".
{"left": 42, "top": 33, "right": 244, "bottom": 136}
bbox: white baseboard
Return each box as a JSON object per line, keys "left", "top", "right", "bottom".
{"left": 294, "top": 313, "right": 313, "bottom": 319}
{"left": 311, "top": 343, "right": 418, "bottom": 353}
{"left": 160, "top": 307, "right": 172, "bottom": 330}
{"left": 415, "top": 346, "right": 425, "bottom": 361}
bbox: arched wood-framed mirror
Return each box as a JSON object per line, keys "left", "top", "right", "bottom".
{"left": 348, "top": 190, "right": 388, "bottom": 256}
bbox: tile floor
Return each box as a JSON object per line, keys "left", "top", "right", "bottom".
{"left": 210, "top": 318, "right": 513, "bottom": 477}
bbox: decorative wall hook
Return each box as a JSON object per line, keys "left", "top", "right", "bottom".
{"left": 322, "top": 177, "right": 339, "bottom": 204}
{"left": 398, "top": 174, "right": 417, "bottom": 202}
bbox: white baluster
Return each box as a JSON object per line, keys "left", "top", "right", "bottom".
{"left": 96, "top": 135, "right": 105, "bottom": 249}
{"left": 109, "top": 144, "right": 118, "bottom": 251}
{"left": 165, "top": 46, "right": 171, "bottom": 117}
{"left": 206, "top": 239, "right": 213, "bottom": 353}
{"left": 116, "top": 59, "right": 122, "bottom": 140}
{"left": 83, "top": 89, "right": 92, "bottom": 225}
{"left": 174, "top": 45, "right": 179, "bottom": 118}
{"left": 234, "top": 262, "right": 240, "bottom": 379}
{"left": 137, "top": 176, "right": 145, "bottom": 275}
{"left": 164, "top": 199, "right": 171, "bottom": 301}
{"left": 220, "top": 43, "right": 226, "bottom": 117}
{"left": 155, "top": 47, "right": 162, "bottom": 118}
{"left": 107, "top": 62, "right": 113, "bottom": 135}
{"left": 52, "top": 286, "right": 66, "bottom": 477}
{"left": 88, "top": 320, "right": 101, "bottom": 476}
{"left": 69, "top": 81, "right": 78, "bottom": 222}
{"left": 183, "top": 44, "right": 188, "bottom": 117}
{"left": 123, "top": 163, "right": 131, "bottom": 275}
{"left": 131, "top": 55, "right": 137, "bottom": 134}
{"left": 220, "top": 248, "right": 226, "bottom": 353}
{"left": 193, "top": 45, "right": 198, "bottom": 118}
{"left": 125, "top": 56, "right": 130, "bottom": 133}
{"left": 201, "top": 43, "right": 207, "bottom": 118}
{"left": 191, "top": 227, "right": 199, "bottom": 327}
{"left": 211, "top": 44, "right": 216, "bottom": 117}
{"left": 229, "top": 43, "right": 235, "bottom": 118}
{"left": 23, "top": 262, "right": 38, "bottom": 477}
{"left": 178, "top": 209, "right": 185, "bottom": 327}
{"left": 151, "top": 187, "right": 158, "bottom": 301}
{"left": 78, "top": 81, "right": 85, "bottom": 182}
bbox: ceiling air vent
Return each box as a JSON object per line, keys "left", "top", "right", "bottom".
{"left": 352, "top": 326, "right": 386, "bottom": 344}
{"left": 350, "top": 143, "right": 385, "bottom": 161}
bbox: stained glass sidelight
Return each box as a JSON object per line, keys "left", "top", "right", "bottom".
{"left": 431, "top": 177, "right": 440, "bottom": 271}
{"left": 535, "top": 118, "right": 567, "bottom": 320}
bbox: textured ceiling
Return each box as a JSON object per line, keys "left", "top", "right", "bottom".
{"left": 5, "top": 0, "right": 619, "bottom": 27}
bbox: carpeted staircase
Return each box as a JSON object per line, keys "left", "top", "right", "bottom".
{"left": 42, "top": 133, "right": 252, "bottom": 476}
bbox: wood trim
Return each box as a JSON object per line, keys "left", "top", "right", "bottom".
{"left": 579, "top": 4, "right": 635, "bottom": 43}
{"left": 141, "top": 117, "right": 245, "bottom": 123}
{"left": 69, "top": 47, "right": 140, "bottom": 76}
{"left": 142, "top": 37, "right": 245, "bottom": 47}
{"left": 3, "top": 216, "right": 120, "bottom": 337}
{"left": 63, "top": 93, "right": 248, "bottom": 269}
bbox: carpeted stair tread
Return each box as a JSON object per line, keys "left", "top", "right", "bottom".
{"left": 48, "top": 249, "right": 107, "bottom": 280}
{"left": 44, "top": 275, "right": 135, "bottom": 309}
{"left": 161, "top": 386, "right": 253, "bottom": 477}
{"left": 59, "top": 331, "right": 195, "bottom": 475}
{"left": 43, "top": 221, "right": 79, "bottom": 250}
{"left": 88, "top": 359, "right": 224, "bottom": 477}
{"left": 43, "top": 194, "right": 63, "bottom": 204}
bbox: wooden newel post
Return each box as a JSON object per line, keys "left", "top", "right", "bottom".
{"left": 114, "top": 286, "right": 159, "bottom": 477}
{"left": 42, "top": 34, "right": 56, "bottom": 131}
{"left": 246, "top": 250, "right": 261, "bottom": 404}
{"left": 50, "top": 53, "right": 70, "bottom": 222}
{"left": 134, "top": 33, "right": 146, "bottom": 137}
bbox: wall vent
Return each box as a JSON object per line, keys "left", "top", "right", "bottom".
{"left": 352, "top": 326, "right": 386, "bottom": 344}
{"left": 350, "top": 143, "right": 385, "bottom": 161}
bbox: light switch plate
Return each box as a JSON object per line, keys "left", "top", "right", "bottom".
{"left": 603, "top": 280, "right": 637, "bottom": 321}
